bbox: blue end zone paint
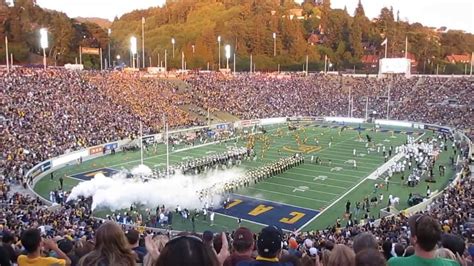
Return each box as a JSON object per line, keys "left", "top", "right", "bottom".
{"left": 214, "top": 194, "right": 319, "bottom": 231}
{"left": 380, "top": 129, "right": 389, "bottom": 133}
{"left": 394, "top": 130, "right": 401, "bottom": 134}
{"left": 70, "top": 168, "right": 118, "bottom": 181}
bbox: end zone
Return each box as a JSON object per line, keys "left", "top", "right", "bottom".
{"left": 69, "top": 168, "right": 119, "bottom": 181}
{"left": 215, "top": 194, "right": 319, "bottom": 231}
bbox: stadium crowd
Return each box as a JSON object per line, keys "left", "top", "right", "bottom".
{"left": 0, "top": 161, "right": 472, "bottom": 265}
{"left": 1, "top": 68, "right": 473, "bottom": 265}
{"left": 185, "top": 73, "right": 473, "bottom": 131}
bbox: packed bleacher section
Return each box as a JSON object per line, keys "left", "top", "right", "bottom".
{"left": 185, "top": 74, "right": 473, "bottom": 130}
{"left": 1, "top": 68, "right": 473, "bottom": 265}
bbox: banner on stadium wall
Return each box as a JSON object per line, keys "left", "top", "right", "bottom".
{"left": 236, "top": 119, "right": 260, "bottom": 128}
{"left": 324, "top": 117, "right": 365, "bottom": 123}
{"left": 52, "top": 150, "right": 89, "bottom": 168}
{"left": 214, "top": 123, "right": 231, "bottom": 131}
{"left": 142, "top": 135, "right": 155, "bottom": 144}
{"left": 413, "top": 123, "right": 425, "bottom": 130}
{"left": 375, "top": 119, "right": 412, "bottom": 128}
{"left": 287, "top": 116, "right": 314, "bottom": 122}
{"left": 89, "top": 146, "right": 103, "bottom": 155}
{"left": 81, "top": 47, "right": 100, "bottom": 55}
{"left": 424, "top": 125, "right": 451, "bottom": 134}
{"left": 260, "top": 117, "right": 286, "bottom": 125}
{"left": 104, "top": 142, "right": 118, "bottom": 151}
{"left": 30, "top": 160, "right": 52, "bottom": 178}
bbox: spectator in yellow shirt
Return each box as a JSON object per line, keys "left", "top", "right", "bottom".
{"left": 17, "top": 228, "right": 71, "bottom": 266}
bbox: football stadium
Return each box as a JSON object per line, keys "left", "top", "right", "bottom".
{"left": 1, "top": 0, "right": 474, "bottom": 266}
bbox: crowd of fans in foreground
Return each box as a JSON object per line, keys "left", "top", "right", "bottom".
{"left": 0, "top": 164, "right": 472, "bottom": 266}
{"left": 1, "top": 68, "right": 473, "bottom": 265}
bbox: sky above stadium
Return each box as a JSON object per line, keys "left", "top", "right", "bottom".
{"left": 35, "top": 0, "right": 473, "bottom": 33}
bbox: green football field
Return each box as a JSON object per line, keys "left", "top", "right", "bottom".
{"left": 33, "top": 123, "right": 455, "bottom": 233}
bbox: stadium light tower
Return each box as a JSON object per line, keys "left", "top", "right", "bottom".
{"left": 130, "top": 36, "right": 137, "bottom": 69}
{"left": 217, "top": 35, "right": 221, "bottom": 69}
{"left": 39, "top": 28, "right": 48, "bottom": 70}
{"left": 107, "top": 29, "right": 111, "bottom": 68}
{"left": 225, "top": 44, "right": 231, "bottom": 70}
{"left": 273, "top": 32, "right": 277, "bottom": 57}
{"left": 171, "top": 38, "right": 175, "bottom": 58}
{"left": 141, "top": 17, "right": 146, "bottom": 68}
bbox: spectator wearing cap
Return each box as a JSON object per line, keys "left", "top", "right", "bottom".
{"left": 17, "top": 228, "right": 71, "bottom": 266}
{"left": 237, "top": 226, "right": 292, "bottom": 266}
{"left": 224, "top": 227, "right": 255, "bottom": 266}
{"left": 388, "top": 214, "right": 459, "bottom": 266}
{"left": 303, "top": 247, "right": 319, "bottom": 265}
{"left": 126, "top": 229, "right": 147, "bottom": 264}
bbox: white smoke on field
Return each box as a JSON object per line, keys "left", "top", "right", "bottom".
{"left": 130, "top": 164, "right": 153, "bottom": 176}
{"left": 66, "top": 166, "right": 245, "bottom": 211}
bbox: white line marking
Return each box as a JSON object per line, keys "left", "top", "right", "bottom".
{"left": 260, "top": 181, "right": 339, "bottom": 196}
{"left": 272, "top": 176, "right": 348, "bottom": 190}
{"left": 246, "top": 187, "right": 329, "bottom": 203}
{"left": 296, "top": 132, "right": 426, "bottom": 232}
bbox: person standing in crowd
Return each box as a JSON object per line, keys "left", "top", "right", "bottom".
{"left": 126, "top": 229, "right": 147, "bottom": 264}
{"left": 327, "top": 244, "right": 356, "bottom": 266}
{"left": 59, "top": 175, "right": 64, "bottom": 190}
{"left": 224, "top": 227, "right": 255, "bottom": 266}
{"left": 78, "top": 222, "right": 136, "bottom": 266}
{"left": 17, "top": 228, "right": 71, "bottom": 266}
{"left": 238, "top": 226, "right": 293, "bottom": 266}
{"left": 154, "top": 232, "right": 228, "bottom": 266}
{"left": 388, "top": 214, "right": 459, "bottom": 266}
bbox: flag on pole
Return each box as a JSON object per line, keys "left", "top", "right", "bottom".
{"left": 142, "top": 17, "right": 145, "bottom": 24}
{"left": 405, "top": 36, "right": 408, "bottom": 58}
{"left": 381, "top": 38, "right": 388, "bottom": 58}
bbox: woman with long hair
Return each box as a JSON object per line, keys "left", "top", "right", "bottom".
{"left": 327, "top": 244, "right": 356, "bottom": 266}
{"left": 78, "top": 222, "right": 136, "bottom": 266}
{"left": 152, "top": 232, "right": 228, "bottom": 266}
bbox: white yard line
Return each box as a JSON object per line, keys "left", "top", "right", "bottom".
{"left": 246, "top": 187, "right": 330, "bottom": 203}
{"left": 280, "top": 171, "right": 356, "bottom": 184}
{"left": 296, "top": 132, "right": 426, "bottom": 232}
{"left": 260, "top": 181, "right": 339, "bottom": 196}
{"left": 272, "top": 176, "right": 348, "bottom": 190}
